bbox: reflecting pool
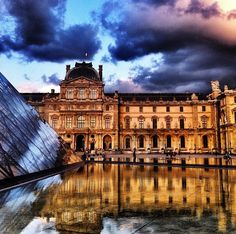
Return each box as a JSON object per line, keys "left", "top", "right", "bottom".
{"left": 0, "top": 164, "right": 236, "bottom": 233}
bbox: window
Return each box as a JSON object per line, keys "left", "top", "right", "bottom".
{"left": 90, "top": 116, "right": 96, "bottom": 128}
{"left": 139, "top": 135, "right": 144, "bottom": 148}
{"left": 180, "top": 106, "right": 183, "bottom": 112}
{"left": 152, "top": 135, "right": 158, "bottom": 148}
{"left": 125, "top": 117, "right": 130, "bottom": 129}
{"left": 166, "top": 106, "right": 170, "bottom": 112}
{"left": 51, "top": 119, "right": 58, "bottom": 128}
{"left": 126, "top": 106, "right": 130, "bottom": 112}
{"left": 125, "top": 137, "right": 131, "bottom": 149}
{"left": 105, "top": 117, "right": 111, "bottom": 129}
{"left": 203, "top": 135, "right": 208, "bottom": 148}
{"left": 139, "top": 118, "right": 144, "bottom": 129}
{"left": 77, "top": 116, "right": 85, "bottom": 128}
{"left": 180, "top": 119, "right": 185, "bottom": 129}
{"left": 202, "top": 106, "right": 206, "bottom": 112}
{"left": 153, "top": 118, "right": 157, "bottom": 129}
{"left": 66, "top": 117, "right": 72, "bottom": 128}
{"left": 106, "top": 105, "right": 109, "bottom": 111}
{"left": 90, "top": 89, "right": 97, "bottom": 99}
{"left": 153, "top": 106, "right": 156, "bottom": 112}
{"left": 201, "top": 115, "right": 208, "bottom": 128}
{"left": 167, "top": 135, "right": 171, "bottom": 148}
{"left": 78, "top": 89, "right": 85, "bottom": 99}
{"left": 180, "top": 136, "right": 185, "bottom": 148}
{"left": 235, "top": 112, "right": 236, "bottom": 124}
{"left": 139, "top": 106, "right": 143, "bottom": 112}
{"left": 234, "top": 97, "right": 236, "bottom": 103}
{"left": 165, "top": 116, "right": 172, "bottom": 129}
{"left": 66, "top": 89, "right": 73, "bottom": 99}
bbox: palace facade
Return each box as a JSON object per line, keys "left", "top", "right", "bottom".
{"left": 22, "top": 62, "right": 236, "bottom": 154}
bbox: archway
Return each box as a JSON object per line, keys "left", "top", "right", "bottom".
{"left": 103, "top": 135, "right": 112, "bottom": 150}
{"left": 76, "top": 135, "right": 85, "bottom": 151}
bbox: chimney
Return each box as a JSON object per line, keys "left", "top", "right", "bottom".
{"left": 99, "top": 65, "right": 103, "bottom": 80}
{"left": 51, "top": 89, "right": 55, "bottom": 94}
{"left": 66, "top": 65, "right": 71, "bottom": 73}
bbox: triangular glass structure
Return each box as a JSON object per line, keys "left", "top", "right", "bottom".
{"left": 0, "top": 73, "right": 60, "bottom": 179}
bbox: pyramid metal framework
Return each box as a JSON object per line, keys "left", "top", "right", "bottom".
{"left": 0, "top": 73, "right": 60, "bottom": 179}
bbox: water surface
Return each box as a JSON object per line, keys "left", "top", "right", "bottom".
{"left": 0, "top": 164, "right": 235, "bottom": 233}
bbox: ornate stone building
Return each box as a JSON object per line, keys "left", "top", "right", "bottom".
{"left": 22, "top": 62, "right": 236, "bottom": 154}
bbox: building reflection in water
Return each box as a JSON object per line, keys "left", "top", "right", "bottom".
{"left": 35, "top": 164, "right": 236, "bottom": 233}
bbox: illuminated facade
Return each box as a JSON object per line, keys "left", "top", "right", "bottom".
{"left": 23, "top": 62, "right": 236, "bottom": 154}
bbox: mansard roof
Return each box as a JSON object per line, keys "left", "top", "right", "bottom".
{"left": 105, "top": 93, "right": 207, "bottom": 101}
{"left": 65, "top": 62, "right": 101, "bottom": 81}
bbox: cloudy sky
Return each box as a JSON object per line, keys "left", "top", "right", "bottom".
{"left": 0, "top": 0, "right": 236, "bottom": 93}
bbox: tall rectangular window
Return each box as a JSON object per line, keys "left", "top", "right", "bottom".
{"left": 77, "top": 116, "right": 85, "bottom": 128}
{"left": 166, "top": 106, "right": 170, "bottom": 112}
{"left": 234, "top": 112, "right": 236, "bottom": 123}
{"left": 66, "top": 89, "right": 73, "bottom": 99}
{"left": 153, "top": 106, "right": 156, "bottom": 112}
{"left": 79, "top": 89, "right": 85, "bottom": 99}
{"left": 139, "top": 118, "right": 144, "bottom": 129}
{"left": 202, "top": 106, "right": 206, "bottom": 112}
{"left": 90, "top": 89, "right": 97, "bottom": 99}
{"left": 180, "top": 119, "right": 185, "bottom": 129}
{"left": 126, "top": 106, "right": 130, "bottom": 112}
{"left": 66, "top": 117, "right": 72, "bottom": 128}
{"left": 105, "top": 117, "right": 111, "bottom": 129}
{"left": 51, "top": 119, "right": 58, "bottom": 129}
{"left": 234, "top": 97, "right": 236, "bottom": 103}
{"left": 180, "top": 106, "right": 183, "bottom": 112}
{"left": 139, "top": 106, "right": 143, "bottom": 112}
{"left": 125, "top": 118, "right": 130, "bottom": 129}
{"left": 153, "top": 119, "right": 157, "bottom": 129}
{"left": 90, "top": 116, "right": 96, "bottom": 128}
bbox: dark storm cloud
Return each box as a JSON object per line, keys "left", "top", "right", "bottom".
{"left": 130, "top": 46, "right": 236, "bottom": 92}
{"left": 134, "top": 0, "right": 177, "bottom": 6}
{"left": 0, "top": 0, "right": 101, "bottom": 62}
{"left": 185, "top": 0, "right": 221, "bottom": 19}
{"left": 41, "top": 73, "right": 61, "bottom": 85}
{"left": 99, "top": 0, "right": 236, "bottom": 92}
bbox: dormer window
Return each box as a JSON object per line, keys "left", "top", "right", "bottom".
{"left": 66, "top": 89, "right": 73, "bottom": 99}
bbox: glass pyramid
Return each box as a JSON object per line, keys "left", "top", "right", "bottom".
{"left": 0, "top": 73, "right": 60, "bottom": 179}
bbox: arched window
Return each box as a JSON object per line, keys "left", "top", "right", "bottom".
{"left": 167, "top": 135, "right": 171, "bottom": 148}
{"left": 77, "top": 116, "right": 85, "bottom": 128}
{"left": 125, "top": 137, "right": 131, "bottom": 149}
{"left": 152, "top": 135, "right": 158, "bottom": 148}
{"left": 139, "top": 135, "right": 144, "bottom": 148}
{"left": 203, "top": 135, "right": 208, "bottom": 148}
{"left": 180, "top": 136, "right": 185, "bottom": 148}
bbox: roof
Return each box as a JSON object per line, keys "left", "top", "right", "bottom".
{"left": 65, "top": 62, "right": 101, "bottom": 81}
{"left": 105, "top": 93, "right": 207, "bottom": 101}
